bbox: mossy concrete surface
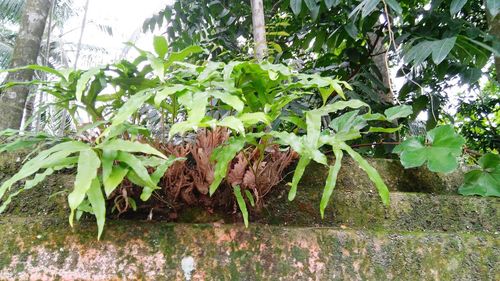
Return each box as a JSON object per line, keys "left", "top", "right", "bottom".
{"left": 301, "top": 157, "right": 466, "bottom": 194}
{"left": 0, "top": 152, "right": 499, "bottom": 280}
{"left": 0, "top": 217, "right": 498, "bottom": 281}
{"left": 259, "top": 189, "right": 499, "bottom": 232}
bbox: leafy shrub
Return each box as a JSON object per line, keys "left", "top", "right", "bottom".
{"left": 0, "top": 39, "right": 410, "bottom": 238}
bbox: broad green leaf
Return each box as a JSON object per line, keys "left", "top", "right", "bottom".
{"left": 269, "top": 42, "right": 283, "bottom": 53}
{"left": 368, "top": 125, "right": 403, "bottom": 133}
{"left": 461, "top": 35, "right": 499, "bottom": 56}
{"left": 384, "top": 104, "right": 413, "bottom": 121}
{"left": 154, "top": 85, "right": 188, "bottom": 107}
{"left": 106, "top": 123, "right": 150, "bottom": 140}
{"left": 115, "top": 151, "right": 157, "bottom": 193}
{"left": 320, "top": 130, "right": 362, "bottom": 144}
{"left": 281, "top": 116, "right": 307, "bottom": 129}
{"left": 304, "top": 0, "right": 317, "bottom": 12}
{"left": 330, "top": 110, "right": 367, "bottom": 133}
{"left": 461, "top": 68, "right": 482, "bottom": 85}
{"left": 197, "top": 62, "right": 223, "bottom": 81}
{"left": 150, "top": 156, "right": 181, "bottom": 185}
{"left": 209, "top": 137, "right": 247, "bottom": 195}
{"left": 97, "top": 139, "right": 167, "bottom": 159}
{"left": 450, "top": 0, "right": 467, "bottom": 15}
{"left": 0, "top": 141, "right": 89, "bottom": 201}
{"left": 223, "top": 61, "right": 243, "bottom": 80}
{"left": 271, "top": 131, "right": 306, "bottom": 154}
{"left": 306, "top": 100, "right": 369, "bottom": 145}
{"left": 40, "top": 155, "right": 79, "bottom": 169}
{"left": 153, "top": 36, "right": 168, "bottom": 58}
{"left": 320, "top": 149, "right": 343, "bottom": 218}
{"left": 458, "top": 153, "right": 500, "bottom": 197}
{"left": 290, "top": 0, "right": 302, "bottom": 15}
{"left": 87, "top": 177, "right": 106, "bottom": 240}
{"left": 260, "top": 63, "right": 292, "bottom": 76}
{"left": 487, "top": 0, "right": 499, "bottom": 17}
{"left": 101, "top": 150, "right": 117, "bottom": 184}
{"left": 169, "top": 120, "right": 198, "bottom": 138}
{"left": 103, "top": 90, "right": 154, "bottom": 137}
{"left": 331, "top": 81, "right": 346, "bottom": 99}
{"left": 428, "top": 125, "right": 464, "bottom": 156}
{"left": 75, "top": 67, "right": 101, "bottom": 102}
{"left": 218, "top": 116, "right": 245, "bottom": 135}
{"left": 0, "top": 65, "right": 65, "bottom": 80}
{"left": 25, "top": 168, "right": 55, "bottom": 190}
{"left": 324, "top": 0, "right": 340, "bottom": 9}
{"left": 139, "top": 156, "right": 168, "bottom": 167}
{"left": 68, "top": 149, "right": 101, "bottom": 226}
{"left": 0, "top": 139, "right": 41, "bottom": 153}
{"left": 362, "top": 113, "right": 386, "bottom": 121}
{"left": 393, "top": 137, "right": 427, "bottom": 167}
{"left": 305, "top": 109, "right": 322, "bottom": 146}
{"left": 393, "top": 125, "right": 465, "bottom": 173}
{"left": 404, "top": 41, "right": 433, "bottom": 65}
{"left": 177, "top": 91, "right": 209, "bottom": 125}
{"left": 362, "top": 0, "right": 381, "bottom": 18}
{"left": 288, "top": 156, "right": 311, "bottom": 201}
{"left": 0, "top": 80, "right": 50, "bottom": 91}
{"left": 209, "top": 90, "right": 245, "bottom": 112}
{"left": 385, "top": 0, "right": 402, "bottom": 14}
{"left": 316, "top": 100, "right": 370, "bottom": 116}
{"left": 238, "top": 112, "right": 271, "bottom": 126}
{"left": 0, "top": 168, "right": 55, "bottom": 213}
{"left": 341, "top": 143, "right": 390, "bottom": 205}
{"left": 166, "top": 45, "right": 204, "bottom": 66}
{"left": 147, "top": 53, "right": 164, "bottom": 79}
{"left": 233, "top": 186, "right": 249, "bottom": 227}
{"left": 319, "top": 86, "right": 334, "bottom": 105}
{"left": 103, "top": 165, "right": 129, "bottom": 197}
{"left": 126, "top": 170, "right": 149, "bottom": 188}
{"left": 431, "top": 37, "right": 456, "bottom": 64}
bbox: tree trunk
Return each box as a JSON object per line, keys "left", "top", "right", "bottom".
{"left": 0, "top": 0, "right": 51, "bottom": 131}
{"left": 368, "top": 32, "right": 394, "bottom": 104}
{"left": 250, "top": 0, "right": 267, "bottom": 61}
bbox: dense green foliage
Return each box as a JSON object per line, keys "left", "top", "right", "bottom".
{"left": 0, "top": 0, "right": 499, "bottom": 240}
{"left": 0, "top": 39, "right": 417, "bottom": 238}
{"left": 455, "top": 80, "right": 499, "bottom": 153}
{"left": 144, "top": 0, "right": 497, "bottom": 119}
{"left": 459, "top": 152, "right": 500, "bottom": 197}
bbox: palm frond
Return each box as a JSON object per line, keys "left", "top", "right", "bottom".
{"left": 0, "top": 40, "right": 13, "bottom": 69}
{"left": 0, "top": 0, "right": 25, "bottom": 23}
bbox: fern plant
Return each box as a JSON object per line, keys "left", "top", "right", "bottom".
{"left": 0, "top": 37, "right": 407, "bottom": 236}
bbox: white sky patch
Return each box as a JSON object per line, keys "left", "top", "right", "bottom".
{"left": 62, "top": 0, "right": 172, "bottom": 67}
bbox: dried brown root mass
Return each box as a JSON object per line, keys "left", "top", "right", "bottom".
{"left": 109, "top": 127, "right": 298, "bottom": 220}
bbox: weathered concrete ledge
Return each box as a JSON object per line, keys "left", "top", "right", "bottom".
{"left": 1, "top": 153, "right": 497, "bottom": 232}
{"left": 1, "top": 151, "right": 498, "bottom": 280}
{"left": 0, "top": 217, "right": 498, "bottom": 281}
{"left": 260, "top": 189, "right": 500, "bottom": 232}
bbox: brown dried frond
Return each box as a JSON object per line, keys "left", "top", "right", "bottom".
{"left": 238, "top": 145, "right": 298, "bottom": 208}
{"left": 159, "top": 143, "right": 192, "bottom": 205}
{"left": 227, "top": 153, "right": 248, "bottom": 188}
{"left": 108, "top": 127, "right": 298, "bottom": 219}
{"left": 190, "top": 128, "right": 230, "bottom": 194}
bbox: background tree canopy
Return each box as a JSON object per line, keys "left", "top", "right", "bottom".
{"left": 144, "top": 0, "right": 499, "bottom": 152}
